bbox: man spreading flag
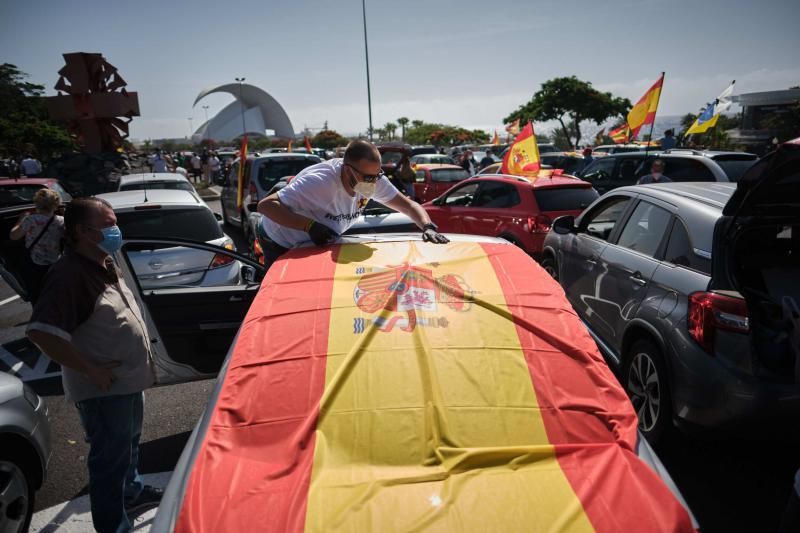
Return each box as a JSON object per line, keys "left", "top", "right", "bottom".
{"left": 627, "top": 73, "right": 665, "bottom": 139}
{"left": 505, "top": 118, "right": 521, "bottom": 136}
{"left": 609, "top": 124, "right": 630, "bottom": 144}
{"left": 685, "top": 81, "right": 735, "bottom": 135}
{"left": 304, "top": 135, "right": 312, "bottom": 153}
{"left": 500, "top": 121, "right": 540, "bottom": 177}
{"left": 236, "top": 135, "right": 248, "bottom": 209}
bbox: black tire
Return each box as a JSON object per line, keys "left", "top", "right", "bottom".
{"left": 0, "top": 458, "right": 34, "bottom": 533}
{"left": 623, "top": 338, "right": 672, "bottom": 446}
{"left": 540, "top": 254, "right": 558, "bottom": 281}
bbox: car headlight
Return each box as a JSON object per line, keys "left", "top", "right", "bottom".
{"left": 23, "top": 384, "right": 40, "bottom": 409}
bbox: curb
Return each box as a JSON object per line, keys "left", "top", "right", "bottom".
{"left": 197, "top": 186, "right": 222, "bottom": 200}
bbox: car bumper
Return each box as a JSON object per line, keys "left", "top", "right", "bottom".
{"left": 669, "top": 331, "right": 800, "bottom": 432}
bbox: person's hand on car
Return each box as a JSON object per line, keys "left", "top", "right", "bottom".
{"left": 422, "top": 223, "right": 449, "bottom": 244}
{"left": 306, "top": 220, "right": 339, "bottom": 246}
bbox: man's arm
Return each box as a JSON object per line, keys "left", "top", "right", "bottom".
{"left": 27, "top": 330, "right": 117, "bottom": 391}
{"left": 257, "top": 193, "right": 311, "bottom": 231}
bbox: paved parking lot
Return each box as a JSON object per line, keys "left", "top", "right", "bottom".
{"left": 0, "top": 197, "right": 796, "bottom": 532}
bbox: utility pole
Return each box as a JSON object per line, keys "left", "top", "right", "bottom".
{"left": 187, "top": 117, "right": 193, "bottom": 138}
{"left": 202, "top": 105, "right": 210, "bottom": 141}
{"left": 235, "top": 77, "right": 247, "bottom": 138}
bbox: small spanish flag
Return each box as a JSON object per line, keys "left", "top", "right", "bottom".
{"left": 492, "top": 130, "right": 500, "bottom": 146}
{"left": 287, "top": 140, "right": 293, "bottom": 153}
{"left": 627, "top": 73, "right": 664, "bottom": 139}
{"left": 304, "top": 136, "right": 312, "bottom": 153}
{"left": 609, "top": 124, "right": 631, "bottom": 144}
{"left": 500, "top": 121, "right": 540, "bottom": 177}
{"left": 236, "top": 135, "right": 248, "bottom": 210}
{"left": 505, "top": 118, "right": 520, "bottom": 135}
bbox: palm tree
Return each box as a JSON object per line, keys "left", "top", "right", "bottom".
{"left": 411, "top": 119, "right": 424, "bottom": 128}
{"left": 397, "top": 117, "right": 409, "bottom": 142}
{"left": 384, "top": 122, "right": 397, "bottom": 141}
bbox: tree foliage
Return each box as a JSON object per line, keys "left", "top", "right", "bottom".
{"left": 505, "top": 76, "right": 631, "bottom": 148}
{"left": 311, "top": 129, "right": 349, "bottom": 149}
{"left": 761, "top": 103, "right": 800, "bottom": 143}
{"left": 0, "top": 63, "right": 76, "bottom": 158}
{"left": 403, "top": 121, "right": 489, "bottom": 146}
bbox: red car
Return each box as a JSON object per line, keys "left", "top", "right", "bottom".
{"left": 423, "top": 174, "right": 598, "bottom": 258}
{"left": 412, "top": 163, "right": 470, "bottom": 203}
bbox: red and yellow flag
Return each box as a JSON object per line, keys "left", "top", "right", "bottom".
{"left": 174, "top": 241, "right": 695, "bottom": 532}
{"left": 304, "top": 135, "right": 312, "bottom": 153}
{"left": 501, "top": 121, "right": 540, "bottom": 177}
{"left": 627, "top": 73, "right": 664, "bottom": 139}
{"left": 236, "top": 135, "right": 248, "bottom": 209}
{"left": 505, "top": 118, "right": 520, "bottom": 135}
{"left": 492, "top": 130, "right": 499, "bottom": 145}
{"left": 287, "top": 139, "right": 293, "bottom": 153}
{"left": 609, "top": 123, "right": 631, "bottom": 144}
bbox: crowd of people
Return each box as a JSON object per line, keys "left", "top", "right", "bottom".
{"left": 145, "top": 149, "right": 222, "bottom": 183}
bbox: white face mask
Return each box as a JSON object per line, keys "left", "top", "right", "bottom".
{"left": 353, "top": 180, "right": 376, "bottom": 198}
{"left": 651, "top": 172, "right": 662, "bottom": 180}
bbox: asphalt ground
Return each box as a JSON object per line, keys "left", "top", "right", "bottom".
{"left": 0, "top": 195, "right": 796, "bottom": 532}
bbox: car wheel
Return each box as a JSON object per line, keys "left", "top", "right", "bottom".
{"left": 624, "top": 338, "right": 672, "bottom": 446}
{"left": 0, "top": 459, "right": 34, "bottom": 533}
{"left": 540, "top": 254, "right": 558, "bottom": 281}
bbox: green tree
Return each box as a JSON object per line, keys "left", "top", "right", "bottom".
{"left": 761, "top": 104, "right": 800, "bottom": 143}
{"left": 505, "top": 76, "right": 631, "bottom": 148}
{"left": 411, "top": 119, "right": 424, "bottom": 128}
{"left": 397, "top": 117, "right": 409, "bottom": 142}
{"left": 0, "top": 63, "right": 76, "bottom": 158}
{"left": 311, "top": 129, "right": 349, "bottom": 149}
{"left": 383, "top": 122, "right": 397, "bottom": 140}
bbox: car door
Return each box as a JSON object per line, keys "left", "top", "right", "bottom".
{"left": 594, "top": 199, "right": 673, "bottom": 348}
{"left": 118, "top": 238, "right": 267, "bottom": 384}
{"left": 559, "top": 195, "right": 634, "bottom": 316}
{"left": 462, "top": 180, "right": 521, "bottom": 240}
{"left": 424, "top": 181, "right": 480, "bottom": 233}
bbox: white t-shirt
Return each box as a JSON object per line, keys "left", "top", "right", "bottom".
{"left": 151, "top": 155, "right": 168, "bottom": 172}
{"left": 190, "top": 155, "right": 202, "bottom": 169}
{"left": 21, "top": 158, "right": 42, "bottom": 175}
{"left": 261, "top": 158, "right": 399, "bottom": 248}
{"left": 209, "top": 156, "right": 220, "bottom": 170}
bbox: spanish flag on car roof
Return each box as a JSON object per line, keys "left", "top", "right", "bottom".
{"left": 500, "top": 121, "right": 540, "bottom": 177}
{"left": 609, "top": 123, "right": 631, "bottom": 144}
{"left": 627, "top": 73, "right": 664, "bottom": 139}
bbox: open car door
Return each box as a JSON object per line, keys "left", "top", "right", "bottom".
{"left": 0, "top": 205, "right": 35, "bottom": 300}
{"left": 117, "top": 238, "right": 267, "bottom": 385}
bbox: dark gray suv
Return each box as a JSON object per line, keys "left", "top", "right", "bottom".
{"left": 541, "top": 143, "right": 799, "bottom": 444}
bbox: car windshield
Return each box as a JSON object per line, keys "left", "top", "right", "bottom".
{"left": 712, "top": 155, "right": 757, "bottom": 181}
{"left": 431, "top": 168, "right": 469, "bottom": 182}
{"left": 121, "top": 181, "right": 193, "bottom": 192}
{"left": 117, "top": 207, "right": 223, "bottom": 241}
{"left": 534, "top": 187, "right": 599, "bottom": 211}
{"left": 0, "top": 184, "right": 45, "bottom": 208}
{"left": 381, "top": 152, "right": 403, "bottom": 164}
{"left": 257, "top": 158, "right": 319, "bottom": 191}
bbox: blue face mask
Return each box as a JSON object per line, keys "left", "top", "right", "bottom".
{"left": 94, "top": 225, "right": 123, "bottom": 254}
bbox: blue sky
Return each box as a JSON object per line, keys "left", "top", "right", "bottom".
{"left": 2, "top": 0, "right": 798, "bottom": 140}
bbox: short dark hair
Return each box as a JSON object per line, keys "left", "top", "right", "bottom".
{"left": 651, "top": 158, "right": 665, "bottom": 168}
{"left": 65, "top": 197, "right": 112, "bottom": 243}
{"left": 344, "top": 140, "right": 380, "bottom": 164}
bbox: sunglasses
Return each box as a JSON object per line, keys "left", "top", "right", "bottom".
{"left": 345, "top": 162, "right": 384, "bottom": 183}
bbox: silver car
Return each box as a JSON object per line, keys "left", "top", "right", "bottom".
{"left": 96, "top": 190, "right": 239, "bottom": 289}
{"left": 0, "top": 373, "right": 50, "bottom": 533}
{"left": 541, "top": 142, "right": 799, "bottom": 444}
{"left": 117, "top": 173, "right": 196, "bottom": 193}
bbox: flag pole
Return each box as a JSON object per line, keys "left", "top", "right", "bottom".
{"left": 644, "top": 72, "right": 665, "bottom": 160}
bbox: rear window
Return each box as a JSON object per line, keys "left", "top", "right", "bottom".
{"left": 534, "top": 187, "right": 599, "bottom": 212}
{"left": 257, "top": 158, "right": 320, "bottom": 191}
{"left": 381, "top": 152, "right": 403, "bottom": 164}
{"left": 431, "top": 168, "right": 469, "bottom": 182}
{"left": 121, "top": 181, "right": 193, "bottom": 192}
{"left": 0, "top": 184, "right": 45, "bottom": 207}
{"left": 117, "top": 207, "right": 223, "bottom": 241}
{"left": 712, "top": 155, "right": 757, "bottom": 182}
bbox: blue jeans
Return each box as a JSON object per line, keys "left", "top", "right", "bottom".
{"left": 76, "top": 392, "right": 144, "bottom": 533}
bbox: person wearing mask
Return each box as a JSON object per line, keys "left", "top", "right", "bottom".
{"left": 256, "top": 139, "right": 448, "bottom": 268}
{"left": 26, "top": 197, "right": 162, "bottom": 533}
{"left": 637, "top": 159, "right": 672, "bottom": 184}
{"left": 20, "top": 154, "right": 42, "bottom": 177}
{"left": 9, "top": 188, "right": 65, "bottom": 304}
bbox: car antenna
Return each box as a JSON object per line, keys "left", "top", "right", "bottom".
{"left": 142, "top": 172, "right": 149, "bottom": 203}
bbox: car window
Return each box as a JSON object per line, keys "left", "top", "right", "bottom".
{"left": 257, "top": 158, "right": 319, "bottom": 191}
{"left": 581, "top": 157, "right": 616, "bottom": 181}
{"left": 430, "top": 168, "right": 469, "bottom": 183}
{"left": 381, "top": 152, "right": 402, "bottom": 164}
{"left": 662, "top": 158, "right": 715, "bottom": 181}
{"left": 616, "top": 201, "right": 672, "bottom": 257}
{"left": 442, "top": 182, "right": 480, "bottom": 206}
{"left": 534, "top": 187, "right": 599, "bottom": 212}
{"left": 228, "top": 162, "right": 239, "bottom": 187}
{"left": 121, "top": 181, "right": 193, "bottom": 192}
{"left": 0, "top": 184, "right": 45, "bottom": 207}
{"left": 117, "top": 207, "right": 224, "bottom": 241}
{"left": 612, "top": 147, "right": 640, "bottom": 154}
{"left": 472, "top": 181, "right": 520, "bottom": 208}
{"left": 581, "top": 196, "right": 631, "bottom": 241}
{"left": 664, "top": 219, "right": 711, "bottom": 274}
{"left": 711, "top": 155, "right": 757, "bottom": 182}
{"left": 618, "top": 159, "right": 639, "bottom": 182}
{"left": 414, "top": 170, "right": 427, "bottom": 183}
{"left": 50, "top": 182, "right": 72, "bottom": 202}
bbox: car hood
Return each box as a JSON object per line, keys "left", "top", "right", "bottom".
{"left": 722, "top": 139, "right": 800, "bottom": 218}
{"left": 160, "top": 240, "right": 695, "bottom": 531}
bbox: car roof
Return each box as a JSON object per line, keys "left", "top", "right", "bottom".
{"left": 473, "top": 173, "right": 590, "bottom": 188}
{"left": 247, "top": 153, "right": 321, "bottom": 161}
{"left": 0, "top": 178, "right": 56, "bottom": 186}
{"left": 415, "top": 163, "right": 463, "bottom": 170}
{"left": 119, "top": 173, "right": 190, "bottom": 184}
{"left": 660, "top": 148, "right": 756, "bottom": 159}
{"left": 96, "top": 189, "right": 203, "bottom": 209}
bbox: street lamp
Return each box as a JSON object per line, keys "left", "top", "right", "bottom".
{"left": 235, "top": 77, "right": 247, "bottom": 139}
{"left": 202, "top": 105, "right": 209, "bottom": 141}
{"left": 361, "top": 0, "right": 373, "bottom": 141}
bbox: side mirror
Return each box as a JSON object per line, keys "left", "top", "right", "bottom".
{"left": 552, "top": 215, "right": 576, "bottom": 235}
{"left": 247, "top": 201, "right": 258, "bottom": 213}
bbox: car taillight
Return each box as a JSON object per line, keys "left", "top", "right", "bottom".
{"left": 527, "top": 214, "right": 552, "bottom": 233}
{"left": 253, "top": 238, "right": 265, "bottom": 265}
{"left": 209, "top": 242, "right": 236, "bottom": 269}
{"left": 688, "top": 292, "right": 749, "bottom": 353}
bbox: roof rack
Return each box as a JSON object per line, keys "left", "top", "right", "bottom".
{"left": 661, "top": 149, "right": 704, "bottom": 156}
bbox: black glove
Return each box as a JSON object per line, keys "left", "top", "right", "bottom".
{"left": 307, "top": 220, "right": 339, "bottom": 246}
{"left": 422, "top": 223, "right": 449, "bottom": 244}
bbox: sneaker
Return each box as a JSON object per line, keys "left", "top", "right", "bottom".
{"left": 125, "top": 485, "right": 163, "bottom": 514}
